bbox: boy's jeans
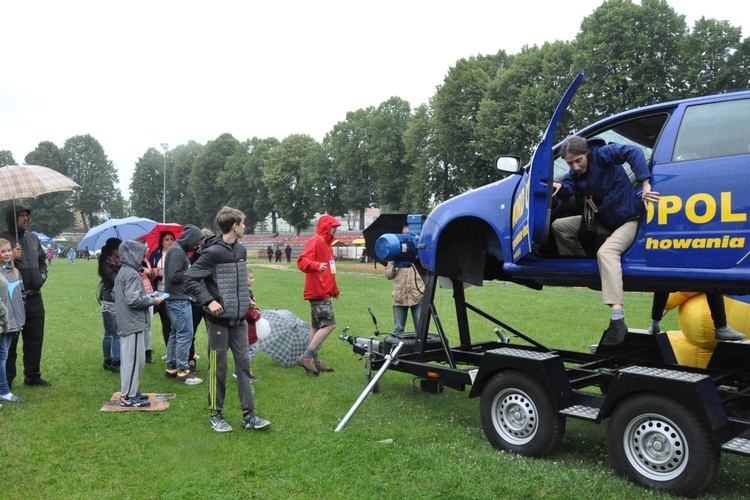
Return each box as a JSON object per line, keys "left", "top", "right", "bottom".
{"left": 166, "top": 300, "right": 194, "bottom": 371}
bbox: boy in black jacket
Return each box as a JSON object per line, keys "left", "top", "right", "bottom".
{"left": 185, "top": 207, "right": 270, "bottom": 433}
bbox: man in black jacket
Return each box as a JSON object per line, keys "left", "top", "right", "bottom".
{"left": 0, "top": 206, "right": 51, "bottom": 387}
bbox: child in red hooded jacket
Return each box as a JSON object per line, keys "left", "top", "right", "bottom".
{"left": 296, "top": 214, "right": 340, "bottom": 375}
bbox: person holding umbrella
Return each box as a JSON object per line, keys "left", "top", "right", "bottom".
{"left": 0, "top": 206, "right": 51, "bottom": 388}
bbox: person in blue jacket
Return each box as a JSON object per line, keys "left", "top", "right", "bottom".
{"left": 552, "top": 135, "right": 660, "bottom": 345}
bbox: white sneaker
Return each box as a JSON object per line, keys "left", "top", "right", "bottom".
{"left": 177, "top": 370, "right": 203, "bottom": 385}
{"left": 0, "top": 392, "right": 24, "bottom": 402}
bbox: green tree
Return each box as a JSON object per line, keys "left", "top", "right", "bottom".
{"left": 188, "top": 133, "right": 239, "bottom": 228}
{"left": 0, "top": 150, "right": 15, "bottom": 166}
{"left": 370, "top": 96, "right": 412, "bottom": 211}
{"left": 63, "top": 134, "right": 122, "bottom": 231}
{"left": 679, "top": 17, "right": 749, "bottom": 95}
{"left": 403, "top": 104, "right": 437, "bottom": 212}
{"left": 329, "top": 107, "right": 376, "bottom": 228}
{"left": 302, "top": 137, "right": 344, "bottom": 219}
{"left": 572, "top": 0, "right": 686, "bottom": 123}
{"left": 477, "top": 42, "right": 576, "bottom": 163}
{"left": 432, "top": 52, "right": 511, "bottom": 194}
{"left": 263, "top": 134, "right": 317, "bottom": 233}
{"left": 23, "top": 141, "right": 75, "bottom": 236}
{"left": 169, "top": 141, "right": 203, "bottom": 225}
{"left": 130, "top": 147, "right": 168, "bottom": 221}
{"left": 247, "top": 138, "right": 280, "bottom": 233}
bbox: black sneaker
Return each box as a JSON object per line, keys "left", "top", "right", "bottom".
{"left": 241, "top": 411, "right": 271, "bottom": 430}
{"left": 23, "top": 377, "right": 52, "bottom": 387}
{"left": 601, "top": 319, "right": 628, "bottom": 346}
{"left": 119, "top": 396, "right": 151, "bottom": 408}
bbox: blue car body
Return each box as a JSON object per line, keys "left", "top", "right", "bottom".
{"left": 417, "top": 73, "right": 750, "bottom": 294}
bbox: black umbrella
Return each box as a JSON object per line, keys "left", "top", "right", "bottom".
{"left": 362, "top": 214, "right": 408, "bottom": 266}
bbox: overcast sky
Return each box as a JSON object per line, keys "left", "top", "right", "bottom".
{"left": 1, "top": 0, "right": 748, "bottom": 195}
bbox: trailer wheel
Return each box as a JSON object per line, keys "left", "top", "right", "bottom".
{"left": 606, "top": 394, "right": 720, "bottom": 496}
{"left": 480, "top": 370, "right": 565, "bottom": 457}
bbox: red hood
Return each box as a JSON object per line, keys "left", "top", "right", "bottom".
{"left": 316, "top": 215, "right": 341, "bottom": 245}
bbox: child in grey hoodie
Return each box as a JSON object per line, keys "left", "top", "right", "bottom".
{"left": 114, "top": 240, "right": 163, "bottom": 407}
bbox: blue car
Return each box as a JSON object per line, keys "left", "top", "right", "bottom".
{"left": 418, "top": 72, "right": 750, "bottom": 295}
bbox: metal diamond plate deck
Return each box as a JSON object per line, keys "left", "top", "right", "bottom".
{"left": 560, "top": 405, "right": 600, "bottom": 420}
{"left": 488, "top": 347, "right": 556, "bottom": 361}
{"left": 620, "top": 365, "right": 708, "bottom": 383}
{"left": 722, "top": 437, "right": 750, "bottom": 455}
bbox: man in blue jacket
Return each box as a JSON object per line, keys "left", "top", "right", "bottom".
{"left": 552, "top": 136, "right": 660, "bottom": 345}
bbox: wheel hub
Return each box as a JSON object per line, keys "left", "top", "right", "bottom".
{"left": 623, "top": 414, "right": 688, "bottom": 481}
{"left": 493, "top": 390, "right": 537, "bottom": 445}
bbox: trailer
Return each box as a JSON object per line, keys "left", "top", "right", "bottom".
{"left": 340, "top": 273, "right": 750, "bottom": 497}
{"left": 340, "top": 73, "right": 750, "bottom": 496}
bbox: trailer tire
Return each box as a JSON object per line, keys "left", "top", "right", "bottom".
{"left": 383, "top": 333, "right": 443, "bottom": 354}
{"left": 480, "top": 370, "right": 565, "bottom": 457}
{"left": 606, "top": 393, "right": 720, "bottom": 497}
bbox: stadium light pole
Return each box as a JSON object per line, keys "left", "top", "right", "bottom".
{"left": 161, "top": 143, "right": 168, "bottom": 222}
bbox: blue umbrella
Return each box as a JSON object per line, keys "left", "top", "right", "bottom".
{"left": 77, "top": 216, "right": 157, "bottom": 251}
{"left": 32, "top": 231, "right": 53, "bottom": 244}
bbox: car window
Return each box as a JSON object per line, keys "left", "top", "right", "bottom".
{"left": 553, "top": 114, "right": 667, "bottom": 183}
{"left": 673, "top": 99, "right": 750, "bottom": 161}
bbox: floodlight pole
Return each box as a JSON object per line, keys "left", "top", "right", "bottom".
{"left": 160, "top": 143, "right": 168, "bottom": 223}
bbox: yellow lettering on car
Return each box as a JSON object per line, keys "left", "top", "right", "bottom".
{"left": 647, "top": 192, "right": 747, "bottom": 225}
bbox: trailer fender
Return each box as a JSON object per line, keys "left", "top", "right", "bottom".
{"left": 469, "top": 347, "right": 572, "bottom": 409}
{"left": 599, "top": 365, "right": 731, "bottom": 443}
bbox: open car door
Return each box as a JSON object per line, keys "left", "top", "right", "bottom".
{"left": 511, "top": 72, "right": 585, "bottom": 262}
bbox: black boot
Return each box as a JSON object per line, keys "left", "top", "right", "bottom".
{"left": 145, "top": 350, "right": 154, "bottom": 364}
{"left": 110, "top": 360, "right": 121, "bottom": 373}
{"left": 103, "top": 358, "right": 112, "bottom": 371}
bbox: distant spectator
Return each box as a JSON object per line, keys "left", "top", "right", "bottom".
{"left": 275, "top": 247, "right": 282, "bottom": 263}
{"left": 45, "top": 245, "right": 54, "bottom": 266}
{"left": 285, "top": 244, "right": 292, "bottom": 263}
{"left": 266, "top": 245, "right": 273, "bottom": 262}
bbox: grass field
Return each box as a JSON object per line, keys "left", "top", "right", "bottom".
{"left": 2, "top": 257, "right": 750, "bottom": 499}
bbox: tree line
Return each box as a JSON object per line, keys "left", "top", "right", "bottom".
{"left": 3, "top": 0, "right": 749, "bottom": 237}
